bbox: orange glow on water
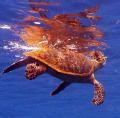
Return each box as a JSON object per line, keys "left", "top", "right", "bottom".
{"left": 11, "top": 2, "right": 107, "bottom": 53}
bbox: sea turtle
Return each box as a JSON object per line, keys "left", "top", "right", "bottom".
{"left": 2, "top": 48, "right": 107, "bottom": 105}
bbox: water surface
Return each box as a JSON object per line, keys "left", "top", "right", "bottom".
{"left": 0, "top": 0, "right": 120, "bottom": 118}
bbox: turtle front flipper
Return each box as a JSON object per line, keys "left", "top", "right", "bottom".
{"left": 51, "top": 81, "right": 71, "bottom": 96}
{"left": 2, "top": 57, "right": 36, "bottom": 74}
{"left": 92, "top": 79, "right": 105, "bottom": 105}
{"left": 25, "top": 62, "right": 47, "bottom": 80}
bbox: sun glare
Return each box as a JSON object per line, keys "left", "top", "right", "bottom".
{"left": 9, "top": 42, "right": 40, "bottom": 51}
{"left": 3, "top": 41, "right": 40, "bottom": 53}
{"left": 0, "top": 25, "right": 11, "bottom": 29}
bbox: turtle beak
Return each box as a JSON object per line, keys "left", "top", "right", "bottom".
{"left": 104, "top": 57, "right": 107, "bottom": 60}
{"left": 102, "top": 57, "right": 107, "bottom": 65}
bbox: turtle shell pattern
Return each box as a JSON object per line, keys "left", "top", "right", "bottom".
{"left": 24, "top": 48, "right": 96, "bottom": 76}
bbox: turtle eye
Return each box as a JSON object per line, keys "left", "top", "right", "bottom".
{"left": 97, "top": 56, "right": 102, "bottom": 61}
{"left": 97, "top": 58, "right": 100, "bottom": 61}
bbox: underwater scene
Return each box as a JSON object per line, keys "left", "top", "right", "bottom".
{"left": 0, "top": 0, "right": 120, "bottom": 118}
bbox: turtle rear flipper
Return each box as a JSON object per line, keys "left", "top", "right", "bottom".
{"left": 92, "top": 80, "right": 105, "bottom": 105}
{"left": 25, "top": 62, "right": 47, "bottom": 80}
{"left": 51, "top": 81, "right": 71, "bottom": 96}
{"left": 2, "top": 57, "right": 36, "bottom": 74}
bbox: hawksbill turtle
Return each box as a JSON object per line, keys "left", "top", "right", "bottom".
{"left": 2, "top": 48, "right": 107, "bottom": 105}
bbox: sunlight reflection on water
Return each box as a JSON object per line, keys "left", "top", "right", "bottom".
{"left": 3, "top": 41, "right": 40, "bottom": 52}
{"left": 1, "top": 24, "right": 41, "bottom": 53}
{"left": 0, "top": 25, "right": 11, "bottom": 29}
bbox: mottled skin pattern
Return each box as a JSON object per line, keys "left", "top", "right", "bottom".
{"left": 25, "top": 62, "right": 47, "bottom": 80}
{"left": 2, "top": 48, "right": 107, "bottom": 105}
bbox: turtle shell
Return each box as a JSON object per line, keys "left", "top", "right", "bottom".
{"left": 24, "top": 48, "right": 96, "bottom": 76}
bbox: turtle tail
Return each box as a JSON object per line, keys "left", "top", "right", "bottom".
{"left": 2, "top": 57, "right": 35, "bottom": 74}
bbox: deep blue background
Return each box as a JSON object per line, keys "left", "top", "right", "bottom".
{"left": 0, "top": 0, "right": 120, "bottom": 118}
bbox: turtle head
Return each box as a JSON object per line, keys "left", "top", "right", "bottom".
{"left": 94, "top": 51, "right": 107, "bottom": 69}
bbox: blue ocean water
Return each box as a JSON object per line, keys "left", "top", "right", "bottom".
{"left": 0, "top": 0, "right": 120, "bottom": 118}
